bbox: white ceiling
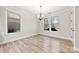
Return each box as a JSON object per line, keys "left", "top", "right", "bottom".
{"left": 19, "top": 6, "right": 70, "bottom": 17}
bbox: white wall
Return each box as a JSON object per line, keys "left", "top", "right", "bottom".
{"left": 0, "top": 7, "right": 6, "bottom": 42}
{"left": 0, "top": 6, "right": 74, "bottom": 44}
{"left": 39, "top": 7, "right": 74, "bottom": 41}
{"left": 0, "top": 6, "right": 38, "bottom": 43}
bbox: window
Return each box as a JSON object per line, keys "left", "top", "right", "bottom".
{"left": 44, "top": 18, "right": 49, "bottom": 31}
{"left": 44, "top": 16, "right": 59, "bottom": 31}
{"left": 51, "top": 16, "right": 59, "bottom": 31}
{"left": 7, "top": 10, "right": 21, "bottom": 33}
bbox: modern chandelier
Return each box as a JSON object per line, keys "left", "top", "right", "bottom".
{"left": 39, "top": 6, "right": 43, "bottom": 21}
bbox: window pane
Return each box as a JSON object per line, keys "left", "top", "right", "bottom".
{"left": 51, "top": 16, "right": 59, "bottom": 31}
{"left": 44, "top": 18, "right": 49, "bottom": 31}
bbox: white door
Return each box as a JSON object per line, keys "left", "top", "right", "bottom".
{"left": 75, "top": 7, "right": 79, "bottom": 50}
{"left": 69, "top": 11, "right": 75, "bottom": 39}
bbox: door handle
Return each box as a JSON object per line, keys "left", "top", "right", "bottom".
{"left": 72, "top": 29, "right": 74, "bottom": 31}
{"left": 71, "top": 28, "right": 75, "bottom": 31}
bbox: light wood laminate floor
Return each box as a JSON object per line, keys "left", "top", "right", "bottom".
{"left": 0, "top": 35, "right": 74, "bottom": 53}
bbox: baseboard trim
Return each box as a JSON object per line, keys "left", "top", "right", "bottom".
{"left": 0, "top": 33, "right": 73, "bottom": 45}
{"left": 74, "top": 47, "right": 79, "bottom": 52}
{"left": 38, "top": 33, "right": 73, "bottom": 42}
{"left": 0, "top": 34, "right": 37, "bottom": 44}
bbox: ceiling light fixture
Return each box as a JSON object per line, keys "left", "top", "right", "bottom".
{"left": 39, "top": 6, "right": 43, "bottom": 21}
